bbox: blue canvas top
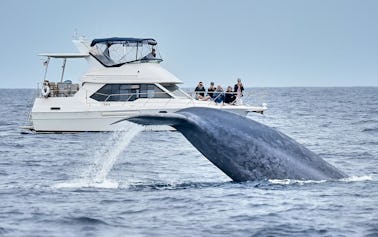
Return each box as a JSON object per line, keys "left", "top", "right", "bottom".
{"left": 90, "top": 37, "right": 157, "bottom": 47}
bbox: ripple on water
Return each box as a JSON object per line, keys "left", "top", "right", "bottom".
{"left": 361, "top": 127, "right": 378, "bottom": 133}
{"left": 66, "top": 216, "right": 109, "bottom": 226}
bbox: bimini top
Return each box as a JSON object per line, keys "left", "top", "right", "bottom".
{"left": 89, "top": 37, "right": 162, "bottom": 67}
{"left": 90, "top": 37, "right": 157, "bottom": 47}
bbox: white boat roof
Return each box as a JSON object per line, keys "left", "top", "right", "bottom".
{"left": 38, "top": 53, "right": 89, "bottom": 58}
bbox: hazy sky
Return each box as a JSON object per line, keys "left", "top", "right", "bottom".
{"left": 0, "top": 0, "right": 377, "bottom": 88}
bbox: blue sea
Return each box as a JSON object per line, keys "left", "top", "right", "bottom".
{"left": 0, "top": 87, "right": 377, "bottom": 237}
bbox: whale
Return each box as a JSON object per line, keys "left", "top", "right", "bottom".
{"left": 116, "top": 107, "right": 347, "bottom": 182}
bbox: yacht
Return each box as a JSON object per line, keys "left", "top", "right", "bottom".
{"left": 23, "top": 37, "right": 266, "bottom": 132}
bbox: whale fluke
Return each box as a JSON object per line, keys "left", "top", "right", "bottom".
{"left": 116, "top": 107, "right": 347, "bottom": 182}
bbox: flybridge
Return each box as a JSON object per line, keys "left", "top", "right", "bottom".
{"left": 38, "top": 37, "right": 163, "bottom": 83}
{"left": 89, "top": 37, "right": 162, "bottom": 67}
{"left": 90, "top": 37, "right": 157, "bottom": 47}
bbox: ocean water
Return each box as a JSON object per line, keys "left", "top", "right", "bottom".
{"left": 0, "top": 87, "right": 377, "bottom": 237}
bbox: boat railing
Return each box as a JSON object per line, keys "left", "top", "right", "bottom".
{"left": 188, "top": 89, "right": 268, "bottom": 107}
{"left": 190, "top": 90, "right": 246, "bottom": 105}
{"left": 89, "top": 90, "right": 248, "bottom": 106}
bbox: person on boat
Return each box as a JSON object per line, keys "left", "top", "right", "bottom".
{"left": 234, "top": 78, "right": 244, "bottom": 104}
{"left": 234, "top": 78, "right": 244, "bottom": 97}
{"left": 213, "top": 85, "right": 224, "bottom": 103}
{"left": 194, "top": 82, "right": 205, "bottom": 99}
{"left": 207, "top": 82, "right": 216, "bottom": 99}
{"left": 224, "top": 86, "right": 236, "bottom": 104}
{"left": 142, "top": 48, "right": 157, "bottom": 60}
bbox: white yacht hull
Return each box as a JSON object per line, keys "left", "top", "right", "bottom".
{"left": 29, "top": 98, "right": 265, "bottom": 132}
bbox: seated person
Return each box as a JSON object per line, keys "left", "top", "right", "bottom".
{"left": 142, "top": 48, "right": 157, "bottom": 60}
{"left": 224, "top": 86, "right": 236, "bottom": 104}
{"left": 207, "top": 82, "right": 216, "bottom": 99}
{"left": 213, "top": 85, "right": 224, "bottom": 103}
{"left": 194, "top": 81, "right": 206, "bottom": 100}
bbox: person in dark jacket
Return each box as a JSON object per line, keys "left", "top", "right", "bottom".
{"left": 194, "top": 82, "right": 210, "bottom": 100}
{"left": 207, "top": 82, "right": 216, "bottom": 99}
{"left": 224, "top": 86, "right": 236, "bottom": 104}
{"left": 234, "top": 78, "right": 244, "bottom": 97}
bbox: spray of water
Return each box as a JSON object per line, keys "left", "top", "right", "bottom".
{"left": 55, "top": 122, "right": 143, "bottom": 189}
{"left": 87, "top": 123, "right": 143, "bottom": 184}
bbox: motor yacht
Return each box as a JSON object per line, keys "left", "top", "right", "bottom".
{"left": 23, "top": 37, "right": 266, "bottom": 132}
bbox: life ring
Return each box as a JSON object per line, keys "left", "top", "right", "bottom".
{"left": 41, "top": 85, "right": 50, "bottom": 97}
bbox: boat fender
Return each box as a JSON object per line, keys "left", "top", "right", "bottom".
{"left": 41, "top": 85, "right": 50, "bottom": 97}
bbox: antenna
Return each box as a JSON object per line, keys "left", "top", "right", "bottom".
{"left": 73, "top": 29, "right": 78, "bottom": 40}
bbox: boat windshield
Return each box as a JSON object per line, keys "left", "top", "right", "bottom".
{"left": 160, "top": 83, "right": 190, "bottom": 98}
{"left": 89, "top": 37, "right": 163, "bottom": 67}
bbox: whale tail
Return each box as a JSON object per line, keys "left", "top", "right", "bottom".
{"left": 113, "top": 113, "right": 186, "bottom": 126}
{"left": 113, "top": 108, "right": 347, "bottom": 182}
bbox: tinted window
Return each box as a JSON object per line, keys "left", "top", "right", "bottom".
{"left": 161, "top": 84, "right": 188, "bottom": 98}
{"left": 90, "top": 84, "right": 171, "bottom": 101}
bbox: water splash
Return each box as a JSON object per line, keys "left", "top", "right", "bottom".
{"left": 268, "top": 175, "right": 374, "bottom": 186}
{"left": 54, "top": 179, "right": 119, "bottom": 189}
{"left": 268, "top": 179, "right": 327, "bottom": 185}
{"left": 88, "top": 123, "right": 143, "bottom": 183}
{"left": 340, "top": 175, "right": 374, "bottom": 182}
{"left": 55, "top": 122, "right": 143, "bottom": 189}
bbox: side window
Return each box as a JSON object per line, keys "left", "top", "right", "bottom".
{"left": 119, "top": 84, "right": 140, "bottom": 101}
{"left": 161, "top": 83, "right": 187, "bottom": 98}
{"left": 90, "top": 84, "right": 112, "bottom": 101}
{"left": 140, "top": 84, "right": 171, "bottom": 98}
{"left": 109, "top": 84, "right": 120, "bottom": 101}
{"left": 90, "top": 84, "right": 171, "bottom": 102}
